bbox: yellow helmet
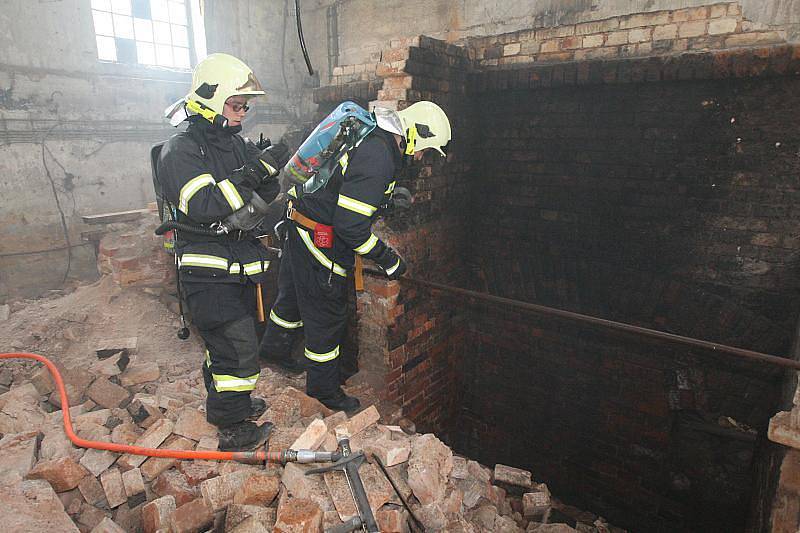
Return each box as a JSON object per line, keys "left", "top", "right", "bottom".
{"left": 374, "top": 101, "right": 452, "bottom": 156}
{"left": 184, "top": 53, "right": 265, "bottom": 126}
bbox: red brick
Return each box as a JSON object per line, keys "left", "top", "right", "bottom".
{"left": 169, "top": 498, "right": 214, "bottom": 533}
{"left": 100, "top": 467, "right": 127, "bottom": 508}
{"left": 274, "top": 497, "right": 323, "bottom": 532}
{"left": 122, "top": 467, "right": 146, "bottom": 506}
{"left": 78, "top": 475, "right": 106, "bottom": 506}
{"left": 233, "top": 472, "right": 280, "bottom": 506}
{"left": 142, "top": 495, "right": 176, "bottom": 533}
{"left": 26, "top": 456, "right": 89, "bottom": 492}
{"left": 152, "top": 469, "right": 197, "bottom": 507}
{"left": 376, "top": 508, "right": 407, "bottom": 532}
{"left": 86, "top": 377, "right": 130, "bottom": 409}
{"left": 140, "top": 435, "right": 195, "bottom": 481}
{"left": 200, "top": 470, "right": 250, "bottom": 512}
{"left": 178, "top": 461, "right": 219, "bottom": 486}
{"left": 173, "top": 407, "right": 217, "bottom": 441}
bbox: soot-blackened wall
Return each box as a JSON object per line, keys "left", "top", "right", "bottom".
{"left": 445, "top": 56, "right": 800, "bottom": 531}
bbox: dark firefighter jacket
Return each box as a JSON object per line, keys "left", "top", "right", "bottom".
{"left": 287, "top": 127, "right": 402, "bottom": 276}
{"left": 157, "top": 118, "right": 277, "bottom": 284}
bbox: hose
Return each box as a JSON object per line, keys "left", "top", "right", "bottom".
{"left": 155, "top": 220, "right": 225, "bottom": 237}
{"left": 0, "top": 352, "right": 333, "bottom": 465}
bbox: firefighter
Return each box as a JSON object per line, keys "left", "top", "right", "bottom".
{"left": 157, "top": 53, "right": 291, "bottom": 451}
{"left": 259, "top": 101, "right": 451, "bottom": 412}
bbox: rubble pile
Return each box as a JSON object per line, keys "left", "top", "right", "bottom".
{"left": 0, "top": 288, "right": 625, "bottom": 532}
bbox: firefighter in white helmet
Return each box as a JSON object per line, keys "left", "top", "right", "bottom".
{"left": 156, "top": 53, "right": 291, "bottom": 451}
{"left": 259, "top": 100, "right": 451, "bottom": 412}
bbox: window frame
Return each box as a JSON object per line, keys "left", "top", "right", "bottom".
{"left": 90, "top": 0, "right": 200, "bottom": 71}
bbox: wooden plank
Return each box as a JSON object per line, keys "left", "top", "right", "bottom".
{"left": 82, "top": 209, "right": 148, "bottom": 225}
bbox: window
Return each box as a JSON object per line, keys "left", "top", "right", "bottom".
{"left": 91, "top": 0, "right": 206, "bottom": 69}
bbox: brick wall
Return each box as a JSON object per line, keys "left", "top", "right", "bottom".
{"left": 467, "top": 2, "right": 791, "bottom": 69}
{"left": 309, "top": 19, "right": 800, "bottom": 529}
{"left": 448, "top": 47, "right": 800, "bottom": 531}
{"left": 96, "top": 212, "right": 174, "bottom": 290}
{"left": 327, "top": 37, "right": 477, "bottom": 432}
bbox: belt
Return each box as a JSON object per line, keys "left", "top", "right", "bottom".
{"left": 287, "top": 201, "right": 364, "bottom": 291}
{"left": 287, "top": 200, "right": 320, "bottom": 231}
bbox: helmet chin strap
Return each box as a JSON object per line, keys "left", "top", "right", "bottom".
{"left": 404, "top": 125, "right": 418, "bottom": 155}
{"left": 185, "top": 99, "right": 229, "bottom": 129}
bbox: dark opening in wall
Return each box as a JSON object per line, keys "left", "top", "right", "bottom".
{"left": 447, "top": 52, "right": 800, "bottom": 531}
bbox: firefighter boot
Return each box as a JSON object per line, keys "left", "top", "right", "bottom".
{"left": 249, "top": 396, "right": 267, "bottom": 419}
{"left": 218, "top": 421, "right": 273, "bottom": 452}
{"left": 314, "top": 387, "right": 360, "bottom": 413}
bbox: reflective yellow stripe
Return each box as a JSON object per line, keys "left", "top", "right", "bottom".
{"left": 205, "top": 349, "right": 211, "bottom": 367}
{"left": 270, "top": 309, "right": 303, "bottom": 329}
{"left": 212, "top": 372, "right": 260, "bottom": 392}
{"left": 217, "top": 179, "right": 245, "bottom": 210}
{"left": 179, "top": 173, "right": 216, "bottom": 214}
{"left": 339, "top": 153, "right": 349, "bottom": 174}
{"left": 304, "top": 345, "right": 339, "bottom": 363}
{"left": 386, "top": 258, "right": 401, "bottom": 276}
{"left": 229, "top": 261, "right": 269, "bottom": 275}
{"left": 288, "top": 186, "right": 298, "bottom": 198}
{"left": 385, "top": 181, "right": 396, "bottom": 194}
{"left": 259, "top": 159, "right": 277, "bottom": 175}
{"left": 296, "top": 227, "right": 346, "bottom": 277}
{"left": 354, "top": 234, "right": 379, "bottom": 255}
{"left": 337, "top": 194, "right": 377, "bottom": 217}
{"left": 243, "top": 261, "right": 268, "bottom": 275}
{"left": 179, "top": 254, "right": 229, "bottom": 270}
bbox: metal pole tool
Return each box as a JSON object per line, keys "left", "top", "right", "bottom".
{"left": 305, "top": 434, "right": 380, "bottom": 533}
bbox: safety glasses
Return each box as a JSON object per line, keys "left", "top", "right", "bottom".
{"left": 227, "top": 101, "right": 250, "bottom": 113}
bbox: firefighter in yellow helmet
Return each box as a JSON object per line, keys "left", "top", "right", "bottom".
{"left": 156, "top": 53, "right": 291, "bottom": 451}
{"left": 259, "top": 101, "right": 451, "bottom": 412}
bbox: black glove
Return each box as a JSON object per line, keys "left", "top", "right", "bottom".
{"left": 237, "top": 161, "right": 270, "bottom": 189}
{"left": 255, "top": 178, "right": 280, "bottom": 205}
{"left": 243, "top": 142, "right": 290, "bottom": 186}
{"left": 261, "top": 142, "right": 291, "bottom": 170}
{"left": 377, "top": 187, "right": 413, "bottom": 217}
{"left": 374, "top": 247, "right": 407, "bottom": 280}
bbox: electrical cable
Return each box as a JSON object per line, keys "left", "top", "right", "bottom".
{"left": 295, "top": 0, "right": 315, "bottom": 76}
{"left": 0, "top": 242, "right": 90, "bottom": 259}
{"left": 40, "top": 123, "right": 73, "bottom": 285}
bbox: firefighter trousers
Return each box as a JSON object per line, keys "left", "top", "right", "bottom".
{"left": 259, "top": 226, "right": 348, "bottom": 399}
{"left": 182, "top": 281, "right": 260, "bottom": 427}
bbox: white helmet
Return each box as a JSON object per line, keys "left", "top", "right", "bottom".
{"left": 164, "top": 53, "right": 265, "bottom": 127}
{"left": 374, "top": 101, "right": 451, "bottom": 156}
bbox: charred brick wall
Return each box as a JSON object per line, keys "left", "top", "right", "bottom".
{"left": 360, "top": 37, "right": 476, "bottom": 432}
{"left": 313, "top": 37, "right": 476, "bottom": 432}
{"left": 446, "top": 48, "right": 800, "bottom": 531}
{"left": 310, "top": 33, "right": 800, "bottom": 530}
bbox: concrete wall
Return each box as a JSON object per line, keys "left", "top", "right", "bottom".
{"left": 0, "top": 1, "right": 189, "bottom": 301}
{"left": 308, "top": 0, "right": 799, "bottom": 78}
{"left": 0, "top": 0, "right": 315, "bottom": 302}
{"left": 203, "top": 0, "right": 321, "bottom": 141}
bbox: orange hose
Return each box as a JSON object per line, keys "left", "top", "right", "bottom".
{"left": 0, "top": 352, "right": 283, "bottom": 464}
